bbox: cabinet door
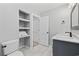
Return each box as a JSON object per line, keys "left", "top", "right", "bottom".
{"left": 53, "top": 40, "right": 79, "bottom": 56}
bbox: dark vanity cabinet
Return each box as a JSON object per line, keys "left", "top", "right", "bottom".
{"left": 53, "top": 39, "right": 79, "bottom": 56}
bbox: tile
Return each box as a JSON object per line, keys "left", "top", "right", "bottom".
{"left": 20, "top": 44, "right": 52, "bottom": 56}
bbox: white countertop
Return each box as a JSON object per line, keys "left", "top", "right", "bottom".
{"left": 52, "top": 33, "right": 79, "bottom": 44}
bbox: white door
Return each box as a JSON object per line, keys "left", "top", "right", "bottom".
{"left": 40, "top": 16, "right": 49, "bottom": 46}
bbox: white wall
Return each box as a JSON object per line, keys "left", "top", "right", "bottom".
{"left": 17, "top": 4, "right": 40, "bottom": 15}
{"left": 40, "top": 4, "right": 71, "bottom": 44}
{"left": 0, "top": 4, "right": 19, "bottom": 43}
{"left": 0, "top": 4, "right": 39, "bottom": 43}
{"left": 0, "top": 3, "right": 77, "bottom": 45}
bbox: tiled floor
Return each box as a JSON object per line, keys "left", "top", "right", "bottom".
{"left": 20, "top": 44, "right": 52, "bottom": 56}
{"left": 33, "top": 41, "right": 39, "bottom": 47}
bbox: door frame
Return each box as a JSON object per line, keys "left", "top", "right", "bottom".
{"left": 33, "top": 14, "right": 40, "bottom": 47}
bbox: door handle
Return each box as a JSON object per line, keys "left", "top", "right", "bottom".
{"left": 2, "top": 45, "right": 7, "bottom": 48}
{"left": 46, "top": 32, "right": 49, "bottom": 34}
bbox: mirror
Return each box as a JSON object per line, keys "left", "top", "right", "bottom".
{"left": 71, "top": 3, "right": 79, "bottom": 34}
{"left": 72, "top": 3, "right": 79, "bottom": 30}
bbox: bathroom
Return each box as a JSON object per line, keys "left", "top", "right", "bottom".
{"left": 0, "top": 3, "right": 79, "bottom": 56}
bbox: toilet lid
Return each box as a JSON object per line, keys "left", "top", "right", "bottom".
{"left": 8, "top": 51, "right": 24, "bottom": 56}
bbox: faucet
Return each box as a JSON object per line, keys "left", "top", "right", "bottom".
{"left": 65, "top": 32, "right": 72, "bottom": 37}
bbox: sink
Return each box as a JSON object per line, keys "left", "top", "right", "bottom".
{"left": 52, "top": 33, "right": 79, "bottom": 44}
{"left": 55, "top": 34, "right": 74, "bottom": 39}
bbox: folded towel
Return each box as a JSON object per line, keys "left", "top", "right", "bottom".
{"left": 19, "top": 31, "right": 28, "bottom": 38}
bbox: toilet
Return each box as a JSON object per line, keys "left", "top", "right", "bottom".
{"left": 1, "top": 39, "right": 24, "bottom": 56}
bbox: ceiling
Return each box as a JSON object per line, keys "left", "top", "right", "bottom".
{"left": 19, "top": 3, "right": 67, "bottom": 15}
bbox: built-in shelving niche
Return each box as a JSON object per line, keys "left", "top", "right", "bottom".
{"left": 19, "top": 9, "right": 31, "bottom": 48}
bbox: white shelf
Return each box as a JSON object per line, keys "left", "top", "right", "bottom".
{"left": 19, "top": 27, "right": 30, "bottom": 29}
{"left": 19, "top": 35, "right": 30, "bottom": 38}
{"left": 19, "top": 18, "right": 30, "bottom": 22}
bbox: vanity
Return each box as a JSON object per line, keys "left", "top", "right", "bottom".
{"left": 52, "top": 3, "right": 79, "bottom": 56}
{"left": 52, "top": 34, "right": 79, "bottom": 56}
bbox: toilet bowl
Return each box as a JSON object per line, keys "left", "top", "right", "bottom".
{"left": 2, "top": 39, "right": 24, "bottom": 56}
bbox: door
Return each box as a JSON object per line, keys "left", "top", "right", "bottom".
{"left": 40, "top": 16, "right": 49, "bottom": 46}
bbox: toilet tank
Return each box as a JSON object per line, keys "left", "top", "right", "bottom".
{"left": 2, "top": 39, "right": 19, "bottom": 55}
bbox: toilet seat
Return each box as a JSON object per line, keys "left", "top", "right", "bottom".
{"left": 8, "top": 51, "right": 24, "bottom": 56}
